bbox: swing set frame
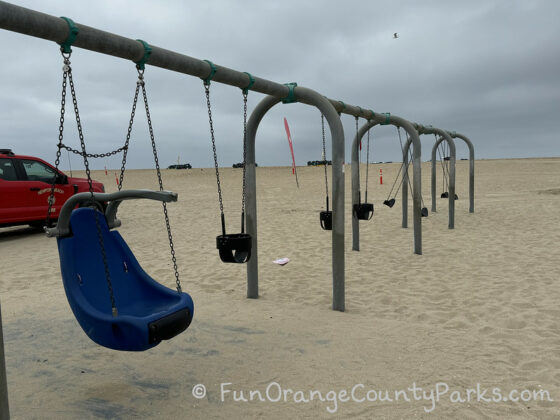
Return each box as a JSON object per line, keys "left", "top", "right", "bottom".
{"left": 0, "top": 2, "right": 475, "bottom": 415}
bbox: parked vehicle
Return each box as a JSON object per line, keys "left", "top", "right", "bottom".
{"left": 168, "top": 163, "right": 192, "bottom": 169}
{"left": 307, "top": 160, "right": 332, "bottom": 166}
{"left": 0, "top": 149, "right": 105, "bottom": 228}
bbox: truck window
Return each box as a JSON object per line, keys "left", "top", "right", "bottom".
{"left": 21, "top": 159, "right": 57, "bottom": 183}
{"left": 0, "top": 158, "right": 18, "bottom": 181}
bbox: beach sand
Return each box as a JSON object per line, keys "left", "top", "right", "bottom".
{"left": 1, "top": 157, "right": 559, "bottom": 419}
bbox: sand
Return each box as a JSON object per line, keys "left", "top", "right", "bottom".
{"left": 1, "top": 157, "right": 559, "bottom": 419}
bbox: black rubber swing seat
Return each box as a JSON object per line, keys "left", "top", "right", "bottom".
{"left": 353, "top": 203, "right": 374, "bottom": 220}
{"left": 421, "top": 207, "right": 429, "bottom": 217}
{"left": 320, "top": 211, "right": 332, "bottom": 230}
{"left": 383, "top": 198, "right": 396, "bottom": 208}
{"left": 216, "top": 233, "right": 252, "bottom": 263}
{"left": 440, "top": 192, "right": 459, "bottom": 200}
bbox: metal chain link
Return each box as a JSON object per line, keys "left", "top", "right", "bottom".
{"left": 58, "top": 143, "right": 128, "bottom": 159}
{"left": 118, "top": 73, "right": 141, "bottom": 190}
{"left": 321, "top": 114, "right": 329, "bottom": 201}
{"left": 365, "top": 124, "right": 370, "bottom": 203}
{"left": 397, "top": 127, "right": 425, "bottom": 208}
{"left": 46, "top": 54, "right": 69, "bottom": 227}
{"left": 205, "top": 83, "right": 225, "bottom": 216}
{"left": 140, "top": 74, "right": 182, "bottom": 293}
{"left": 240, "top": 91, "right": 248, "bottom": 232}
{"left": 58, "top": 51, "right": 118, "bottom": 315}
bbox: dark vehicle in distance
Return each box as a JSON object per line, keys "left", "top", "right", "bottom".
{"left": 307, "top": 160, "right": 332, "bottom": 166}
{"left": 168, "top": 163, "right": 192, "bottom": 169}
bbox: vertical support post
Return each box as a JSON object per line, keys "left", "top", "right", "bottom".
{"left": 246, "top": 95, "right": 282, "bottom": 299}
{"left": 402, "top": 148, "right": 409, "bottom": 229}
{"left": 427, "top": 130, "right": 456, "bottom": 228}
{"left": 353, "top": 117, "right": 422, "bottom": 255}
{"left": 0, "top": 300, "right": 9, "bottom": 420}
{"left": 451, "top": 132, "right": 475, "bottom": 213}
{"left": 246, "top": 87, "right": 345, "bottom": 311}
{"left": 448, "top": 143, "right": 456, "bottom": 229}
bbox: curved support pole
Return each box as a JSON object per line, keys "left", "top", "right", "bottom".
{"left": 412, "top": 124, "right": 456, "bottom": 229}
{"left": 246, "top": 87, "right": 346, "bottom": 311}
{"left": 449, "top": 132, "right": 475, "bottom": 213}
{"left": 351, "top": 115, "right": 422, "bottom": 255}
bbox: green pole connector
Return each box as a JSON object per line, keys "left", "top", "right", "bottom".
{"left": 242, "top": 72, "right": 255, "bottom": 94}
{"left": 202, "top": 59, "right": 217, "bottom": 85}
{"left": 338, "top": 101, "right": 346, "bottom": 115}
{"left": 356, "top": 106, "right": 363, "bottom": 118}
{"left": 380, "top": 112, "right": 391, "bottom": 125}
{"left": 59, "top": 17, "right": 78, "bottom": 54}
{"left": 134, "top": 39, "right": 152, "bottom": 70}
{"left": 282, "top": 82, "right": 298, "bottom": 103}
{"left": 369, "top": 109, "right": 375, "bottom": 120}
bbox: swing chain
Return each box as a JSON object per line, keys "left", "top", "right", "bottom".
{"left": 240, "top": 91, "right": 248, "bottom": 232}
{"left": 205, "top": 83, "right": 225, "bottom": 216}
{"left": 139, "top": 73, "right": 182, "bottom": 293}
{"left": 55, "top": 51, "right": 118, "bottom": 315}
{"left": 57, "top": 143, "right": 128, "bottom": 159}
{"left": 365, "top": 126, "right": 370, "bottom": 203}
{"left": 46, "top": 54, "right": 69, "bottom": 227}
{"left": 321, "top": 114, "right": 329, "bottom": 203}
{"left": 118, "top": 70, "right": 142, "bottom": 190}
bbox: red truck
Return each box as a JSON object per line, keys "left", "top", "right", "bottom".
{"left": 0, "top": 149, "right": 105, "bottom": 228}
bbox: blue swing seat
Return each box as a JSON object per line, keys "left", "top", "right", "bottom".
{"left": 51, "top": 191, "right": 194, "bottom": 351}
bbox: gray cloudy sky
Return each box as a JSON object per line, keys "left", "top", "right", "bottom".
{"left": 1, "top": 0, "right": 559, "bottom": 169}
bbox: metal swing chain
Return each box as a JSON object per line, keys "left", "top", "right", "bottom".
{"left": 365, "top": 125, "right": 371, "bottom": 203}
{"left": 117, "top": 72, "right": 142, "bottom": 190}
{"left": 240, "top": 91, "right": 248, "bottom": 233}
{"left": 56, "top": 70, "right": 130, "bottom": 161}
{"left": 436, "top": 136, "right": 449, "bottom": 192}
{"left": 356, "top": 117, "right": 362, "bottom": 203}
{"left": 46, "top": 54, "right": 68, "bottom": 227}
{"left": 54, "top": 51, "right": 118, "bottom": 315}
{"left": 205, "top": 82, "right": 226, "bottom": 235}
{"left": 397, "top": 128, "right": 426, "bottom": 208}
{"left": 139, "top": 70, "right": 182, "bottom": 293}
{"left": 321, "top": 114, "right": 329, "bottom": 210}
{"left": 58, "top": 143, "right": 128, "bottom": 159}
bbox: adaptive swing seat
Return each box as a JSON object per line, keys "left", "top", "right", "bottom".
{"left": 47, "top": 190, "right": 194, "bottom": 351}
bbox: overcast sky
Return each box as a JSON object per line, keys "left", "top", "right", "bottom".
{"left": 1, "top": 0, "right": 559, "bottom": 169}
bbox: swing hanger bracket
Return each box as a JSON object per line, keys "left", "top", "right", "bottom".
{"left": 337, "top": 101, "right": 346, "bottom": 115}
{"left": 281, "top": 82, "right": 298, "bottom": 103}
{"left": 380, "top": 112, "right": 391, "bottom": 125}
{"left": 242, "top": 72, "right": 255, "bottom": 94}
{"left": 202, "top": 59, "right": 217, "bottom": 85}
{"left": 355, "top": 106, "right": 363, "bottom": 119}
{"left": 134, "top": 39, "right": 152, "bottom": 71}
{"left": 59, "top": 16, "right": 78, "bottom": 54}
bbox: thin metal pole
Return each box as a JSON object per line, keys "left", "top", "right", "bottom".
{"left": 414, "top": 124, "right": 457, "bottom": 229}
{"left": 0, "top": 300, "right": 9, "bottom": 420}
{"left": 449, "top": 132, "right": 475, "bottom": 213}
{"left": 246, "top": 87, "right": 345, "bottom": 311}
{"left": 351, "top": 116, "right": 423, "bottom": 255}
{"left": 245, "top": 96, "right": 281, "bottom": 299}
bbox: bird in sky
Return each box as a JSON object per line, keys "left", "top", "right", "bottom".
{"left": 393, "top": 32, "right": 398, "bottom": 39}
